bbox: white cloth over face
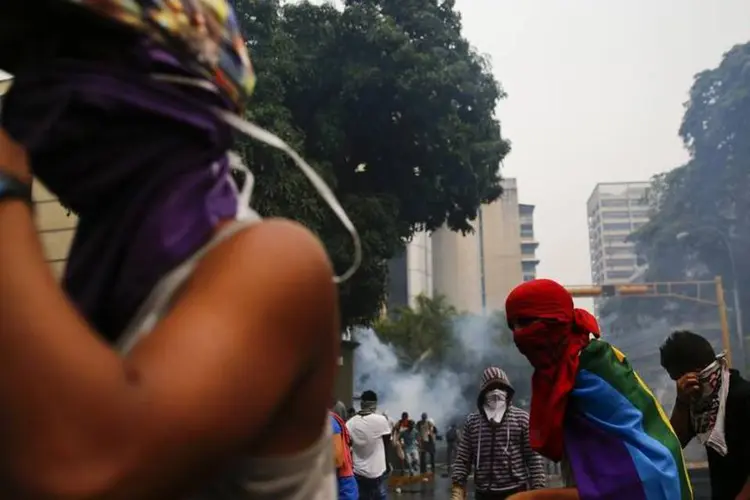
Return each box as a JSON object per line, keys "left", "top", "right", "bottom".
{"left": 483, "top": 389, "right": 508, "bottom": 423}
{"left": 693, "top": 355, "right": 731, "bottom": 456}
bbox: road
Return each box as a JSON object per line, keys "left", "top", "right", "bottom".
{"left": 385, "top": 468, "right": 711, "bottom": 499}
{"left": 387, "top": 468, "right": 563, "bottom": 499}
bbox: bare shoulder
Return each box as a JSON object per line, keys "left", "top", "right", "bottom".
{"left": 116, "top": 218, "right": 340, "bottom": 494}
{"left": 193, "top": 218, "right": 335, "bottom": 297}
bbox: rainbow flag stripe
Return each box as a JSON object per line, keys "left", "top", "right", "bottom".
{"left": 564, "top": 340, "right": 692, "bottom": 500}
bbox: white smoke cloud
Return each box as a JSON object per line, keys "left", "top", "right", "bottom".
{"left": 353, "top": 327, "right": 465, "bottom": 427}
{"left": 352, "top": 314, "right": 533, "bottom": 430}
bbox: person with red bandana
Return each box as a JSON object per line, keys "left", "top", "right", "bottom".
{"left": 502, "top": 279, "right": 692, "bottom": 500}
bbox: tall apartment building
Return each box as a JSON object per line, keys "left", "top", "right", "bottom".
{"left": 386, "top": 178, "right": 537, "bottom": 315}
{"left": 519, "top": 204, "right": 539, "bottom": 282}
{"left": 385, "top": 230, "right": 434, "bottom": 313}
{"left": 587, "top": 182, "right": 650, "bottom": 285}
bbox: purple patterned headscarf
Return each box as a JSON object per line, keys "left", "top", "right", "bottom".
{"left": 1, "top": 43, "right": 239, "bottom": 341}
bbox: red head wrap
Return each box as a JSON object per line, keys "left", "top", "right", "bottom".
{"left": 505, "top": 279, "right": 600, "bottom": 461}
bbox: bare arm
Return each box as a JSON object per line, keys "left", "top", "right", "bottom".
{"left": 0, "top": 131, "right": 339, "bottom": 498}
{"left": 669, "top": 399, "right": 694, "bottom": 448}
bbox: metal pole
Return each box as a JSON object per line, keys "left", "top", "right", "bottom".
{"left": 681, "top": 227, "right": 745, "bottom": 367}
{"left": 715, "top": 276, "right": 733, "bottom": 368}
{"left": 732, "top": 286, "right": 744, "bottom": 368}
{"left": 718, "top": 234, "right": 745, "bottom": 367}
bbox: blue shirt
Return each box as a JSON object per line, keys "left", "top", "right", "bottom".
{"left": 401, "top": 428, "right": 419, "bottom": 453}
{"left": 331, "top": 416, "right": 359, "bottom": 500}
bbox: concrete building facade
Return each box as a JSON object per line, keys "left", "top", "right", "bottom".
{"left": 519, "top": 204, "right": 540, "bottom": 282}
{"left": 476, "top": 178, "right": 525, "bottom": 312}
{"left": 587, "top": 181, "right": 650, "bottom": 285}
{"left": 389, "top": 178, "right": 537, "bottom": 315}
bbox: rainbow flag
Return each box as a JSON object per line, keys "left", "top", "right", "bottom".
{"left": 564, "top": 340, "right": 693, "bottom": 500}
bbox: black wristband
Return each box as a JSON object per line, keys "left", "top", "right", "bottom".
{"left": 0, "top": 171, "right": 32, "bottom": 206}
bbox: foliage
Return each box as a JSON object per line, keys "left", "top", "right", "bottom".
{"left": 231, "top": 0, "right": 509, "bottom": 327}
{"left": 373, "top": 295, "right": 530, "bottom": 402}
{"left": 374, "top": 294, "right": 459, "bottom": 365}
{"left": 605, "top": 42, "right": 750, "bottom": 336}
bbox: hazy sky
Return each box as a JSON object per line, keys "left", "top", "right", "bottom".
{"left": 453, "top": 0, "right": 750, "bottom": 300}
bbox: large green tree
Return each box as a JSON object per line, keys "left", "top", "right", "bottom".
{"left": 231, "top": 0, "right": 509, "bottom": 327}
{"left": 605, "top": 42, "right": 750, "bottom": 337}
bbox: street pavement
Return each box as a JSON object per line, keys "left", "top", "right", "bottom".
{"left": 387, "top": 467, "right": 563, "bottom": 499}
{"left": 388, "top": 467, "right": 712, "bottom": 499}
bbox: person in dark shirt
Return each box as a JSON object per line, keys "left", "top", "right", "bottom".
{"left": 660, "top": 330, "right": 750, "bottom": 500}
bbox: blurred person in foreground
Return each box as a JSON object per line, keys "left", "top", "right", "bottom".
{"left": 347, "top": 391, "right": 393, "bottom": 500}
{"left": 503, "top": 279, "right": 692, "bottom": 500}
{"left": 451, "top": 367, "right": 546, "bottom": 500}
{"left": 660, "top": 330, "right": 750, "bottom": 500}
{"left": 331, "top": 404, "right": 359, "bottom": 500}
{"left": 0, "top": 1, "right": 355, "bottom": 498}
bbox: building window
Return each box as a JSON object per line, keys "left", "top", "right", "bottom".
{"left": 607, "top": 270, "right": 634, "bottom": 280}
{"left": 522, "top": 261, "right": 537, "bottom": 272}
{"left": 603, "top": 222, "right": 632, "bottom": 232}
{"left": 602, "top": 211, "right": 631, "bottom": 219}
{"left": 521, "top": 243, "right": 537, "bottom": 256}
{"left": 606, "top": 258, "right": 636, "bottom": 268}
{"left": 605, "top": 247, "right": 633, "bottom": 256}
{"left": 601, "top": 199, "right": 628, "bottom": 208}
{"left": 603, "top": 235, "right": 627, "bottom": 244}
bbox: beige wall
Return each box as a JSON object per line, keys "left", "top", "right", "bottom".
{"left": 32, "top": 181, "right": 76, "bottom": 280}
{"left": 431, "top": 223, "right": 483, "bottom": 314}
{"left": 432, "top": 178, "right": 523, "bottom": 314}
{"left": 481, "top": 180, "right": 523, "bottom": 311}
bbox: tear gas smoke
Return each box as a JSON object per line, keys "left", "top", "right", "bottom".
{"left": 352, "top": 314, "right": 532, "bottom": 430}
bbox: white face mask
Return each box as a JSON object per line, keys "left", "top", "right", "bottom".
{"left": 483, "top": 389, "right": 507, "bottom": 422}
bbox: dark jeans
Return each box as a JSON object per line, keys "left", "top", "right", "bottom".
{"left": 355, "top": 473, "right": 387, "bottom": 500}
{"left": 446, "top": 442, "right": 457, "bottom": 468}
{"left": 475, "top": 485, "right": 526, "bottom": 500}
{"left": 419, "top": 447, "right": 435, "bottom": 473}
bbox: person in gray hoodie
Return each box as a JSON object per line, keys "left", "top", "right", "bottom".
{"left": 451, "top": 367, "right": 546, "bottom": 500}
